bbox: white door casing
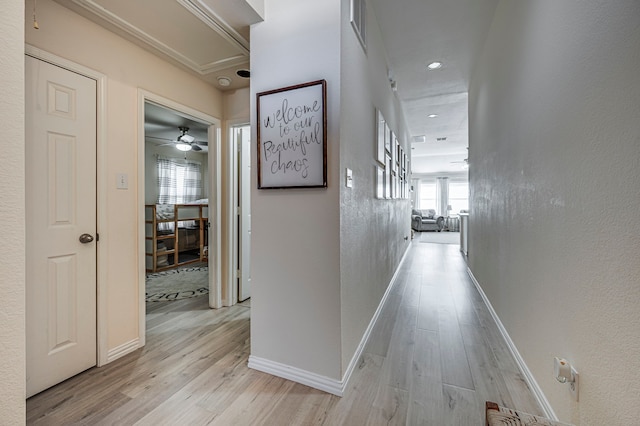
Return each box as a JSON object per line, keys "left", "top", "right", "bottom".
{"left": 25, "top": 56, "right": 97, "bottom": 397}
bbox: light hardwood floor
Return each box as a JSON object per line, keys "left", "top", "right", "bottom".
{"left": 27, "top": 242, "right": 543, "bottom": 425}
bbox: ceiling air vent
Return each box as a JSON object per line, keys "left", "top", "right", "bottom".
{"left": 412, "top": 135, "right": 426, "bottom": 144}
{"left": 436, "top": 137, "right": 448, "bottom": 142}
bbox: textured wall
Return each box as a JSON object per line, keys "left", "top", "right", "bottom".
{"left": 25, "top": 0, "right": 223, "bottom": 353}
{"left": 250, "top": 0, "right": 343, "bottom": 379}
{"left": 0, "top": 1, "right": 26, "bottom": 423}
{"left": 469, "top": 1, "right": 640, "bottom": 424}
{"left": 339, "top": 0, "right": 411, "bottom": 372}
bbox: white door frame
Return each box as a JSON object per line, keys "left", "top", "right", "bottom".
{"left": 137, "top": 91, "right": 223, "bottom": 335}
{"left": 24, "top": 45, "right": 110, "bottom": 367}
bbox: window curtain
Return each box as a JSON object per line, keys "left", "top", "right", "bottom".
{"left": 157, "top": 156, "right": 202, "bottom": 231}
{"left": 436, "top": 177, "right": 449, "bottom": 217}
{"left": 411, "top": 178, "right": 421, "bottom": 210}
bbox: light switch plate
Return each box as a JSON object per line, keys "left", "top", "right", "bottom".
{"left": 116, "top": 173, "right": 128, "bottom": 189}
{"left": 346, "top": 168, "right": 353, "bottom": 188}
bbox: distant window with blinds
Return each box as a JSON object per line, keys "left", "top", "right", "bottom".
{"left": 351, "top": 0, "right": 367, "bottom": 51}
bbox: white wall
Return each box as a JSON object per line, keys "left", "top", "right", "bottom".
{"left": 249, "top": 0, "right": 411, "bottom": 386}
{"left": 250, "top": 0, "right": 343, "bottom": 379}
{"left": 25, "top": 0, "right": 223, "bottom": 353}
{"left": 0, "top": 1, "right": 26, "bottom": 423}
{"left": 338, "top": 0, "right": 411, "bottom": 371}
{"left": 469, "top": 1, "right": 640, "bottom": 424}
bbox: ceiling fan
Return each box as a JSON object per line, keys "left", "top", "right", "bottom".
{"left": 147, "top": 126, "right": 208, "bottom": 152}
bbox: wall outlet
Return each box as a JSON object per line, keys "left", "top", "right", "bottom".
{"left": 569, "top": 367, "right": 579, "bottom": 401}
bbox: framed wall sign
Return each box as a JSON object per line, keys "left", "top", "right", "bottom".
{"left": 257, "top": 80, "right": 327, "bottom": 189}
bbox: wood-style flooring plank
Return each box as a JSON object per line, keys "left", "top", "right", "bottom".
{"left": 460, "top": 323, "right": 515, "bottom": 410}
{"left": 442, "top": 384, "right": 483, "bottom": 426}
{"left": 407, "top": 329, "right": 444, "bottom": 426}
{"left": 367, "top": 385, "right": 409, "bottom": 425}
{"left": 258, "top": 383, "right": 336, "bottom": 426}
{"left": 438, "top": 291, "right": 475, "bottom": 390}
{"left": 379, "top": 305, "right": 417, "bottom": 391}
{"left": 322, "top": 353, "right": 384, "bottom": 426}
{"left": 417, "top": 285, "right": 440, "bottom": 331}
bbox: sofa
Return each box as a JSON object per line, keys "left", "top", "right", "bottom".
{"left": 411, "top": 209, "right": 445, "bottom": 232}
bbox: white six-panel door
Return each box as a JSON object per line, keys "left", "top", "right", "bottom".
{"left": 25, "top": 56, "right": 97, "bottom": 397}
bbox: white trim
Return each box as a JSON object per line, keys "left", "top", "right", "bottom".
{"left": 106, "top": 338, "right": 140, "bottom": 363}
{"left": 137, "top": 91, "right": 222, "bottom": 333}
{"left": 177, "top": 0, "right": 250, "bottom": 52}
{"left": 340, "top": 243, "right": 411, "bottom": 393}
{"left": 69, "top": 0, "right": 248, "bottom": 75}
{"left": 248, "top": 243, "right": 411, "bottom": 397}
{"left": 466, "top": 267, "right": 558, "bottom": 421}
{"left": 210, "top": 126, "right": 223, "bottom": 308}
{"left": 248, "top": 356, "right": 343, "bottom": 397}
{"left": 24, "top": 45, "right": 110, "bottom": 367}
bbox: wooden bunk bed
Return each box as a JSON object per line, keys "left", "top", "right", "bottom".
{"left": 145, "top": 203, "right": 208, "bottom": 272}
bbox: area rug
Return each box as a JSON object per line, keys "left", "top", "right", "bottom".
{"left": 418, "top": 231, "right": 460, "bottom": 245}
{"left": 146, "top": 266, "right": 209, "bottom": 302}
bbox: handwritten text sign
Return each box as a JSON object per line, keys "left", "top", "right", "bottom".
{"left": 257, "top": 80, "right": 327, "bottom": 189}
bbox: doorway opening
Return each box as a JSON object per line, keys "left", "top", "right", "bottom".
{"left": 138, "top": 91, "right": 222, "bottom": 344}
{"left": 228, "top": 124, "right": 252, "bottom": 304}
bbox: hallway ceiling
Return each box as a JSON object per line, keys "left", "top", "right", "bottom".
{"left": 54, "top": 0, "right": 499, "bottom": 175}
{"left": 53, "top": 0, "right": 260, "bottom": 91}
{"left": 369, "top": 0, "right": 499, "bottom": 175}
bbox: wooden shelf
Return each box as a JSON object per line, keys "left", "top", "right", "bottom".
{"left": 145, "top": 204, "right": 209, "bottom": 272}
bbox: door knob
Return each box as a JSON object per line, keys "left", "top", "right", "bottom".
{"left": 79, "top": 233, "right": 94, "bottom": 244}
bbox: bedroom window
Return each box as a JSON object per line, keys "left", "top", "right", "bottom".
{"left": 157, "top": 157, "right": 202, "bottom": 204}
{"left": 157, "top": 156, "right": 202, "bottom": 231}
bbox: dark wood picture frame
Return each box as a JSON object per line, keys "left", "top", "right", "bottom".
{"left": 257, "top": 80, "right": 327, "bottom": 189}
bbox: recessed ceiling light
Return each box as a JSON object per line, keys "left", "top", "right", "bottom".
{"left": 217, "top": 76, "right": 232, "bottom": 87}
{"left": 236, "top": 69, "right": 250, "bottom": 78}
{"left": 428, "top": 114, "right": 438, "bottom": 118}
{"left": 427, "top": 61, "right": 443, "bottom": 70}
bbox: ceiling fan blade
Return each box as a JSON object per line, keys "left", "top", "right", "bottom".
{"left": 191, "top": 144, "right": 202, "bottom": 152}
{"left": 146, "top": 135, "right": 174, "bottom": 141}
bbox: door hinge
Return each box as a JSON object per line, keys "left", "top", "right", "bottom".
{"left": 237, "top": 269, "right": 241, "bottom": 279}
{"left": 96, "top": 233, "right": 100, "bottom": 242}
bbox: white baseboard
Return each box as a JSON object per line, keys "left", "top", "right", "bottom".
{"left": 106, "top": 338, "right": 141, "bottom": 363}
{"left": 248, "top": 356, "right": 343, "bottom": 396}
{"left": 248, "top": 244, "right": 411, "bottom": 397}
{"left": 466, "top": 268, "right": 558, "bottom": 420}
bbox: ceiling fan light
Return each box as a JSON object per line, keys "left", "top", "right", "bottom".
{"left": 176, "top": 142, "right": 192, "bottom": 152}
